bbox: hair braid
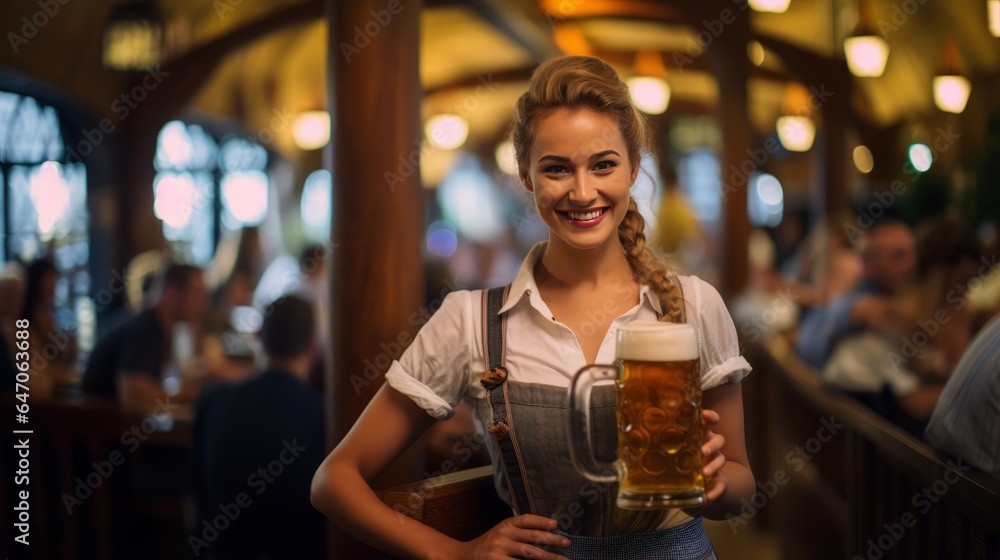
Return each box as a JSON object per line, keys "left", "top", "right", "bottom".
{"left": 618, "top": 197, "right": 686, "bottom": 324}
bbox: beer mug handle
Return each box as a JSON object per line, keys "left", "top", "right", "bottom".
{"left": 567, "top": 364, "right": 619, "bottom": 484}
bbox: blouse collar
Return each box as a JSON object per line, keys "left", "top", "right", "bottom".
{"left": 498, "top": 241, "right": 664, "bottom": 317}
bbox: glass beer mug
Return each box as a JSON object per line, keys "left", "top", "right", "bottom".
{"left": 568, "top": 322, "right": 705, "bottom": 509}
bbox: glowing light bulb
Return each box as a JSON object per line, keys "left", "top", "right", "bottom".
{"left": 908, "top": 143, "right": 932, "bottom": 172}
{"left": 748, "top": 0, "right": 790, "bottom": 13}
{"left": 844, "top": 35, "right": 889, "bottom": 77}
{"left": 292, "top": 111, "right": 331, "bottom": 150}
{"left": 426, "top": 114, "right": 469, "bottom": 150}
{"left": 933, "top": 75, "right": 971, "bottom": 114}
{"left": 627, "top": 77, "right": 671, "bottom": 114}
{"left": 776, "top": 116, "right": 816, "bottom": 152}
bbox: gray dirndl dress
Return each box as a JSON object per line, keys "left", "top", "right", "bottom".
{"left": 473, "top": 285, "right": 718, "bottom": 560}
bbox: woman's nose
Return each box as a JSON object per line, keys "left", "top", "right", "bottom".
{"left": 568, "top": 173, "right": 597, "bottom": 205}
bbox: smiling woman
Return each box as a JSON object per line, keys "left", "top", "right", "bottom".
{"left": 311, "top": 56, "right": 754, "bottom": 560}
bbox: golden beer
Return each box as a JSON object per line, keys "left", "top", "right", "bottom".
{"left": 568, "top": 322, "right": 704, "bottom": 509}
{"left": 616, "top": 357, "right": 704, "bottom": 508}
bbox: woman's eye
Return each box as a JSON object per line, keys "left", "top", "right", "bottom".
{"left": 544, "top": 165, "right": 568, "bottom": 174}
{"left": 593, "top": 161, "right": 618, "bottom": 171}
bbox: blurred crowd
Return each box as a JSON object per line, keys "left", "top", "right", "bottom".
{"left": 740, "top": 211, "right": 1000, "bottom": 478}
{"left": 0, "top": 228, "right": 496, "bottom": 557}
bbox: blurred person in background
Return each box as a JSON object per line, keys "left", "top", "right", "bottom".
{"left": 793, "top": 211, "right": 864, "bottom": 305}
{"left": 797, "top": 219, "right": 916, "bottom": 369}
{"left": 925, "top": 314, "right": 1000, "bottom": 479}
{"left": 0, "top": 266, "right": 25, "bottom": 392}
{"left": 22, "top": 258, "right": 78, "bottom": 398}
{"left": 898, "top": 217, "right": 991, "bottom": 377}
{"left": 289, "top": 244, "right": 332, "bottom": 390}
{"left": 82, "top": 263, "right": 208, "bottom": 414}
{"left": 822, "top": 216, "right": 986, "bottom": 434}
{"left": 205, "top": 266, "right": 254, "bottom": 335}
{"left": 191, "top": 295, "right": 326, "bottom": 559}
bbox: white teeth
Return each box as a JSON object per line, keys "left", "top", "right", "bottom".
{"left": 568, "top": 209, "right": 603, "bottom": 221}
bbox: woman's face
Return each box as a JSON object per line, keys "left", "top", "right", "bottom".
{"left": 522, "top": 107, "right": 637, "bottom": 251}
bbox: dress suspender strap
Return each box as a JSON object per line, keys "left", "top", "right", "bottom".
{"left": 479, "top": 285, "right": 535, "bottom": 516}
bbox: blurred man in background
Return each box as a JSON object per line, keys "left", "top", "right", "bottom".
{"left": 191, "top": 295, "right": 326, "bottom": 559}
{"left": 82, "top": 264, "right": 207, "bottom": 414}
{"left": 797, "top": 219, "right": 916, "bottom": 369}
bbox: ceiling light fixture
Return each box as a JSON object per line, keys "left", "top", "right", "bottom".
{"left": 843, "top": 0, "right": 889, "bottom": 77}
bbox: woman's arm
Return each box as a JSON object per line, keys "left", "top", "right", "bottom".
{"left": 691, "top": 382, "right": 755, "bottom": 520}
{"left": 310, "top": 383, "right": 569, "bottom": 560}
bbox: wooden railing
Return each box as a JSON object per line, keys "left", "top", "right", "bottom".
{"left": 748, "top": 336, "right": 1000, "bottom": 560}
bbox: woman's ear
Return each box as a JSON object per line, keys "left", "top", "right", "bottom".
{"left": 521, "top": 174, "right": 534, "bottom": 193}
{"left": 629, "top": 159, "right": 640, "bottom": 186}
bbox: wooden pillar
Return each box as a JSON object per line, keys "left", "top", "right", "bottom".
{"left": 813, "top": 69, "right": 852, "bottom": 226}
{"left": 324, "top": 0, "right": 425, "bottom": 557}
{"left": 708, "top": 5, "right": 752, "bottom": 298}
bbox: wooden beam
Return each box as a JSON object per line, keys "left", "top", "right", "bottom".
{"left": 466, "top": 0, "right": 562, "bottom": 61}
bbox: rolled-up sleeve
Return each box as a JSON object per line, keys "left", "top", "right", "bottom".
{"left": 690, "top": 277, "right": 752, "bottom": 390}
{"left": 383, "top": 290, "right": 472, "bottom": 420}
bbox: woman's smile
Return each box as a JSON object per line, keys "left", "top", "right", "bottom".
{"left": 560, "top": 206, "right": 609, "bottom": 228}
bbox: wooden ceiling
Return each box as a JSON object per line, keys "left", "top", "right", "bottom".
{"left": 1, "top": 0, "right": 998, "bottom": 160}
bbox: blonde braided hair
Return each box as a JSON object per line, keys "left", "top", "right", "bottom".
{"left": 618, "top": 198, "right": 686, "bottom": 323}
{"left": 512, "top": 55, "right": 686, "bottom": 324}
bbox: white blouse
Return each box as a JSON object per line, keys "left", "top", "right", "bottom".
{"left": 386, "top": 243, "right": 752, "bottom": 419}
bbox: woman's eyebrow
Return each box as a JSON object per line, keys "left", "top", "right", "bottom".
{"left": 537, "top": 150, "right": 621, "bottom": 164}
{"left": 589, "top": 150, "right": 621, "bottom": 160}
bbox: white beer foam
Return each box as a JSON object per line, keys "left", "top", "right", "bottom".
{"left": 616, "top": 321, "right": 698, "bottom": 362}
